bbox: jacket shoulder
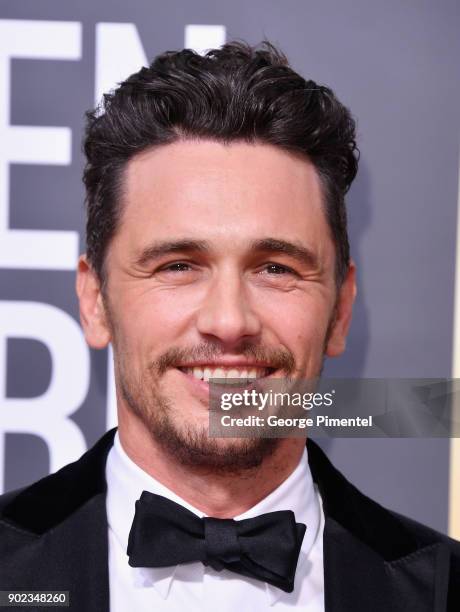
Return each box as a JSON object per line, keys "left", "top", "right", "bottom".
{"left": 0, "top": 486, "right": 26, "bottom": 514}
{"left": 390, "top": 509, "right": 460, "bottom": 559}
{"left": 0, "top": 428, "right": 116, "bottom": 534}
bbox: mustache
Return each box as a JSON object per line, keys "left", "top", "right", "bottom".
{"left": 152, "top": 342, "right": 296, "bottom": 376}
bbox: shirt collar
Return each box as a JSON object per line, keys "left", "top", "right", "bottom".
{"left": 106, "top": 431, "right": 321, "bottom": 605}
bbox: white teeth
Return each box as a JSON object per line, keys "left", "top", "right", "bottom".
{"left": 180, "top": 366, "right": 269, "bottom": 381}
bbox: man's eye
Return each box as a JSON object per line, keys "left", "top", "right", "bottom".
{"left": 262, "top": 263, "right": 296, "bottom": 275}
{"left": 159, "top": 262, "right": 192, "bottom": 272}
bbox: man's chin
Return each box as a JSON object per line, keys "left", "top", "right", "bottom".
{"left": 147, "top": 416, "right": 281, "bottom": 474}
{"left": 119, "top": 379, "right": 281, "bottom": 473}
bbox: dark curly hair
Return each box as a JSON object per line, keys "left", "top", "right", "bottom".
{"left": 83, "top": 40, "right": 359, "bottom": 287}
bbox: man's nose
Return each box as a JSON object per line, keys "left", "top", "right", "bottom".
{"left": 196, "top": 272, "right": 262, "bottom": 346}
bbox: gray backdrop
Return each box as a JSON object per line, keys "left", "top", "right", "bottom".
{"left": 1, "top": 0, "right": 459, "bottom": 535}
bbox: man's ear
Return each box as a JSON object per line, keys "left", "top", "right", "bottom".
{"left": 76, "top": 254, "right": 111, "bottom": 349}
{"left": 325, "top": 260, "right": 357, "bottom": 358}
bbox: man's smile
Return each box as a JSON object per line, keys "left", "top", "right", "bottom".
{"left": 173, "top": 363, "right": 278, "bottom": 397}
{"left": 176, "top": 364, "right": 276, "bottom": 382}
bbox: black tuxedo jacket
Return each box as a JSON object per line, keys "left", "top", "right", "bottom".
{"left": 0, "top": 428, "right": 459, "bottom": 611}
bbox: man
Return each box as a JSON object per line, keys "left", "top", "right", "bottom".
{"left": 0, "top": 41, "right": 458, "bottom": 611}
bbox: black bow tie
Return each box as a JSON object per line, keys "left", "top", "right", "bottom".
{"left": 127, "top": 491, "right": 306, "bottom": 593}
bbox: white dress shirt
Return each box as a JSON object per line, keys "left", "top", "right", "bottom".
{"left": 106, "top": 431, "right": 325, "bottom": 611}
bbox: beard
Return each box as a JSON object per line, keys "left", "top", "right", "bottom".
{"left": 115, "top": 342, "right": 296, "bottom": 475}
{"left": 122, "top": 385, "right": 281, "bottom": 475}
{"left": 107, "top": 300, "right": 333, "bottom": 476}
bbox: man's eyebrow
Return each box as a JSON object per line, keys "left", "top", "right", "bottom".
{"left": 250, "top": 238, "right": 320, "bottom": 269}
{"left": 133, "top": 237, "right": 319, "bottom": 269}
{"left": 133, "top": 240, "right": 210, "bottom": 267}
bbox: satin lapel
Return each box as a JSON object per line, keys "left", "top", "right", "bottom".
{"left": 42, "top": 492, "right": 109, "bottom": 612}
{"left": 1, "top": 492, "right": 110, "bottom": 612}
{"left": 323, "top": 517, "right": 450, "bottom": 612}
{"left": 1, "top": 429, "right": 117, "bottom": 612}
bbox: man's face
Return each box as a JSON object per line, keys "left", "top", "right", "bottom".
{"left": 78, "top": 140, "right": 355, "bottom": 470}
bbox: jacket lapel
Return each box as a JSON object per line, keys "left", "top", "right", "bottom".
{"left": 323, "top": 516, "right": 450, "bottom": 612}
{"left": 0, "top": 428, "right": 117, "bottom": 612}
{"left": 5, "top": 492, "right": 111, "bottom": 612}
{"left": 307, "top": 439, "right": 450, "bottom": 612}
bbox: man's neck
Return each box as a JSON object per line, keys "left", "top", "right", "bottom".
{"left": 117, "top": 416, "right": 306, "bottom": 518}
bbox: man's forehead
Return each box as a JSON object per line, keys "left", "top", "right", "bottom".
{"left": 122, "top": 139, "right": 324, "bottom": 211}
{"left": 107, "top": 140, "right": 335, "bottom": 267}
